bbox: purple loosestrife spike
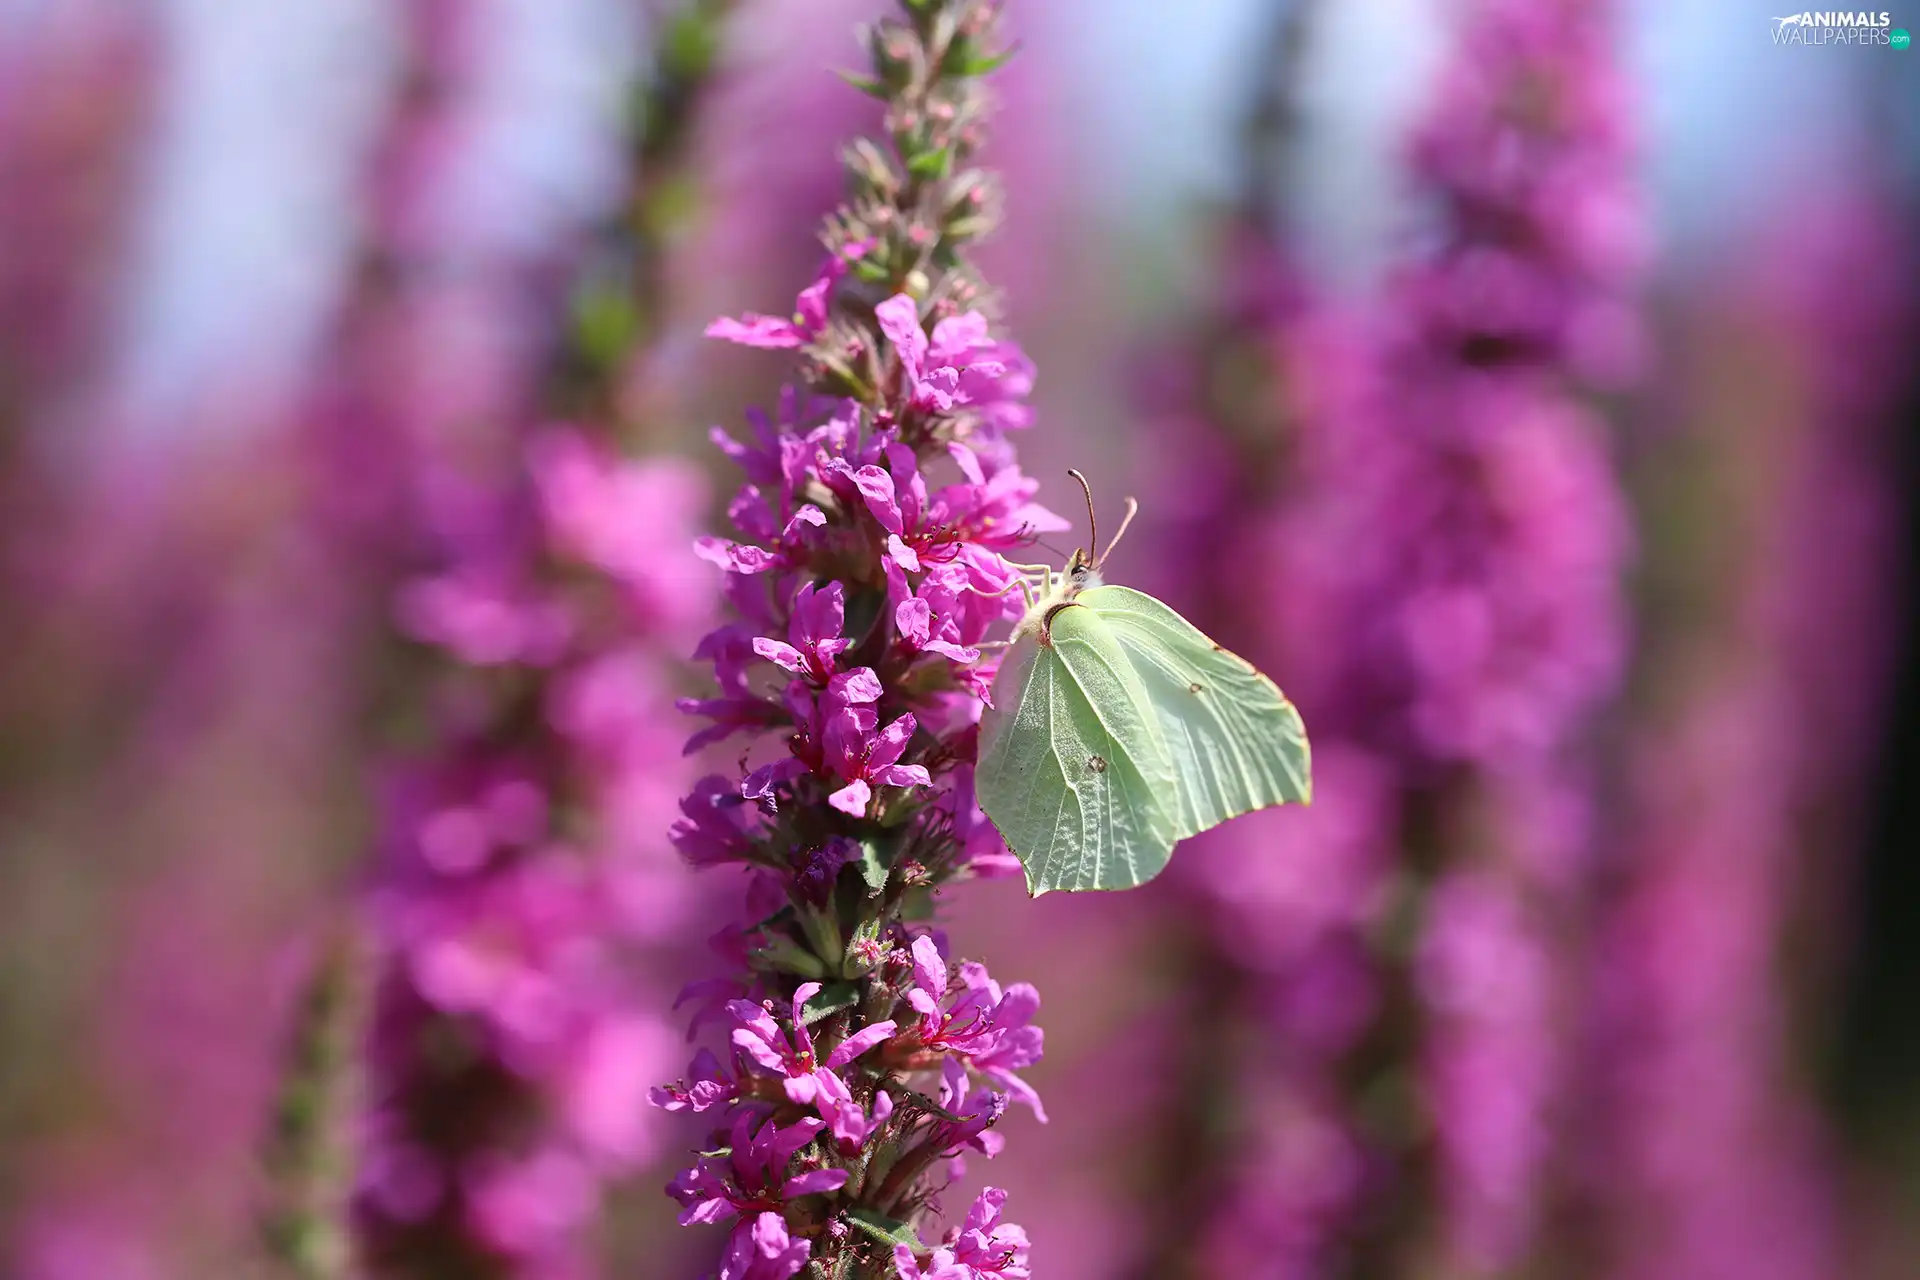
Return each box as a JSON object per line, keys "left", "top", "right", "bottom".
{"left": 1377, "top": 3, "right": 1638, "bottom": 1270}
{"left": 1133, "top": 0, "right": 1639, "bottom": 1271}
{"left": 656, "top": 2, "right": 1041, "bottom": 1275}
{"left": 1122, "top": 4, "right": 1393, "bottom": 1269}
{"left": 351, "top": 2, "right": 732, "bottom": 1275}
{"left": 357, "top": 440, "right": 709, "bottom": 1276}
{"left": 1580, "top": 189, "right": 1911, "bottom": 1280}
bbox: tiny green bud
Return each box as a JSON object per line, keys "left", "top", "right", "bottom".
{"left": 746, "top": 933, "right": 831, "bottom": 980}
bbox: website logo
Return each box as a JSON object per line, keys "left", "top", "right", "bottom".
{"left": 1772, "top": 10, "right": 1900, "bottom": 43}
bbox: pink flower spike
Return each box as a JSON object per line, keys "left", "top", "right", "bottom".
{"left": 664, "top": 10, "right": 1053, "bottom": 1267}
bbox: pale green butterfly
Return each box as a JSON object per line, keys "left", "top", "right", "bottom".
{"left": 975, "top": 471, "right": 1312, "bottom": 896}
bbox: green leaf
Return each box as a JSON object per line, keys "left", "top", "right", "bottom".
{"left": 794, "top": 901, "right": 843, "bottom": 966}
{"left": 746, "top": 935, "right": 829, "bottom": 980}
{"left": 799, "top": 982, "right": 860, "bottom": 1026}
{"left": 946, "top": 39, "right": 1021, "bottom": 77}
{"left": 905, "top": 147, "right": 950, "bottom": 181}
{"left": 836, "top": 69, "right": 890, "bottom": 100}
{"left": 844, "top": 1207, "right": 926, "bottom": 1251}
{"left": 856, "top": 839, "right": 890, "bottom": 893}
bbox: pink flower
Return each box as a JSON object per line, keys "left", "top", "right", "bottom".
{"left": 729, "top": 982, "right": 897, "bottom": 1095}
{"left": 721, "top": 1211, "right": 815, "bottom": 1280}
{"left": 648, "top": 1047, "right": 740, "bottom": 1114}
{"left": 902, "top": 938, "right": 1046, "bottom": 1121}
{"left": 667, "top": 1112, "right": 848, "bottom": 1228}
{"left": 874, "top": 294, "right": 1033, "bottom": 421}
{"left": 527, "top": 429, "right": 711, "bottom": 629}
{"left": 894, "top": 587, "right": 983, "bottom": 669}
{"left": 807, "top": 1067, "right": 898, "bottom": 1153}
{"left": 923, "top": 1057, "right": 1008, "bottom": 1162}
{"left": 705, "top": 252, "right": 850, "bottom": 349}
{"left": 661, "top": 9, "right": 1045, "bottom": 1272}
{"left": 670, "top": 775, "right": 762, "bottom": 867}
{"left": 742, "top": 668, "right": 931, "bottom": 817}
{"left": 753, "top": 581, "right": 851, "bottom": 683}
{"left": 892, "top": 1186, "right": 1031, "bottom": 1280}
{"left": 693, "top": 502, "right": 827, "bottom": 577}
{"left": 831, "top": 442, "right": 1066, "bottom": 570}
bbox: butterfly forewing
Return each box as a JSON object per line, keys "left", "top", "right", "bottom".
{"left": 976, "top": 608, "right": 1181, "bottom": 895}
{"left": 1081, "top": 585, "right": 1312, "bottom": 835}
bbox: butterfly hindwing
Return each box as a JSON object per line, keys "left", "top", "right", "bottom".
{"left": 976, "top": 608, "right": 1181, "bottom": 895}
{"left": 1080, "top": 585, "right": 1312, "bottom": 837}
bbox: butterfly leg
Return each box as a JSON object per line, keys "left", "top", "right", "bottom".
{"left": 998, "top": 561, "right": 1055, "bottom": 608}
{"left": 963, "top": 566, "right": 1051, "bottom": 610}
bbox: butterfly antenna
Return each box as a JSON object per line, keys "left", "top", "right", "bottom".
{"left": 1067, "top": 468, "right": 1097, "bottom": 561}
{"left": 1099, "top": 497, "right": 1140, "bottom": 567}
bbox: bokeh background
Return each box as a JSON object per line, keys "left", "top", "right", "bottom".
{"left": 3, "top": 0, "right": 1918, "bottom": 1276}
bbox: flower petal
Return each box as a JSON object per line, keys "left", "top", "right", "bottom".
{"left": 910, "top": 936, "right": 947, "bottom": 999}
{"left": 779, "top": 1168, "right": 850, "bottom": 1198}
{"left": 828, "top": 779, "right": 872, "bottom": 817}
{"left": 705, "top": 314, "right": 803, "bottom": 349}
{"left": 868, "top": 713, "right": 918, "bottom": 768}
{"left": 851, "top": 465, "right": 905, "bottom": 534}
{"left": 731, "top": 1027, "right": 789, "bottom": 1074}
{"left": 828, "top": 668, "right": 884, "bottom": 706}
{"left": 886, "top": 534, "right": 922, "bottom": 573}
{"left": 826, "top": 1020, "right": 898, "bottom": 1067}
{"left": 895, "top": 597, "right": 932, "bottom": 647}
{"left": 875, "top": 294, "right": 928, "bottom": 373}
{"left": 870, "top": 764, "right": 931, "bottom": 790}
{"left": 752, "top": 638, "right": 807, "bottom": 674}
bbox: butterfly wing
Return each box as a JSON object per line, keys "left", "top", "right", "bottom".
{"left": 1080, "top": 585, "right": 1311, "bottom": 839}
{"left": 977, "top": 610, "right": 1181, "bottom": 895}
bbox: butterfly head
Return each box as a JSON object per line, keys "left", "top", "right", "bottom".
{"left": 1066, "top": 546, "right": 1102, "bottom": 592}
{"left": 1011, "top": 472, "right": 1135, "bottom": 644}
{"left": 1065, "top": 468, "right": 1138, "bottom": 588}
